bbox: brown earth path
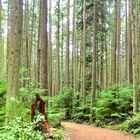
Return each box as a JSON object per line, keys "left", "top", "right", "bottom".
{"left": 62, "top": 122, "right": 140, "bottom": 140}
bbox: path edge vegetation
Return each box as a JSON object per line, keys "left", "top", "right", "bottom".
{"left": 0, "top": 0, "right": 140, "bottom": 139}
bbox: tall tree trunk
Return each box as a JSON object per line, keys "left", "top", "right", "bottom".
{"left": 90, "top": 0, "right": 97, "bottom": 123}
{"left": 128, "top": 0, "right": 133, "bottom": 84}
{"left": 112, "top": 0, "right": 121, "bottom": 84}
{"left": 39, "top": 0, "right": 48, "bottom": 91}
{"left": 116, "top": 0, "right": 121, "bottom": 84}
{"left": 56, "top": 0, "right": 60, "bottom": 94}
{"left": 6, "top": 0, "right": 23, "bottom": 118}
{"left": 6, "top": 0, "right": 10, "bottom": 77}
{"left": 65, "top": 0, "right": 70, "bottom": 88}
{"left": 30, "top": 0, "right": 35, "bottom": 81}
{"left": 82, "top": 0, "right": 86, "bottom": 107}
{"left": 21, "top": 0, "right": 29, "bottom": 87}
{"left": 48, "top": 0, "right": 52, "bottom": 97}
{"left": 125, "top": 0, "right": 128, "bottom": 84}
{"left": 0, "top": 0, "right": 3, "bottom": 78}
{"left": 60, "top": 0, "right": 64, "bottom": 90}
{"left": 132, "top": 0, "right": 139, "bottom": 114}
{"left": 72, "top": 0, "right": 76, "bottom": 92}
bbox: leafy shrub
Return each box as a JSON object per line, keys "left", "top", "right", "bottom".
{"left": 0, "top": 117, "right": 64, "bottom": 140}
{"left": 121, "top": 113, "right": 140, "bottom": 135}
{"left": 52, "top": 88, "right": 73, "bottom": 119}
{"left": 51, "top": 88, "right": 90, "bottom": 122}
{"left": 19, "top": 81, "right": 46, "bottom": 100}
{"left": 72, "top": 112, "right": 85, "bottom": 123}
{"left": 48, "top": 112, "right": 65, "bottom": 127}
{"left": 95, "top": 85, "right": 133, "bottom": 124}
{"left": 0, "top": 117, "right": 47, "bottom": 140}
{"left": 47, "top": 85, "right": 133, "bottom": 128}
{"left": 72, "top": 94, "right": 91, "bottom": 123}
{"left": 0, "top": 80, "right": 6, "bottom": 126}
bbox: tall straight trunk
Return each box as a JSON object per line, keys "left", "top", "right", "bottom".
{"left": 100, "top": 6, "right": 106, "bottom": 90}
{"left": 60, "top": 0, "right": 64, "bottom": 90}
{"left": 30, "top": 0, "right": 35, "bottom": 81}
{"left": 100, "top": 43, "right": 104, "bottom": 90}
{"left": 116, "top": 0, "right": 121, "bottom": 84}
{"left": 82, "top": 0, "right": 86, "bottom": 107}
{"left": 27, "top": 0, "right": 33, "bottom": 83}
{"left": 112, "top": 0, "right": 117, "bottom": 84}
{"left": 71, "top": 0, "right": 76, "bottom": 89}
{"left": 77, "top": 33, "right": 82, "bottom": 93}
{"left": 39, "top": 0, "right": 48, "bottom": 91}
{"left": 48, "top": 0, "right": 52, "bottom": 97}
{"left": 104, "top": 6, "right": 108, "bottom": 89}
{"left": 72, "top": 0, "right": 76, "bottom": 92}
{"left": 105, "top": 41, "right": 108, "bottom": 89}
{"left": 6, "top": 0, "right": 23, "bottom": 118}
{"left": 112, "top": 0, "right": 121, "bottom": 84}
{"left": 0, "top": 0, "right": 3, "bottom": 78}
{"left": 132, "top": 0, "right": 139, "bottom": 114}
{"left": 56, "top": 0, "right": 60, "bottom": 94}
{"left": 37, "top": 1, "right": 41, "bottom": 83}
{"left": 128, "top": 0, "right": 133, "bottom": 84}
{"left": 6, "top": 0, "right": 10, "bottom": 77}
{"left": 90, "top": 0, "right": 97, "bottom": 123}
{"left": 125, "top": 0, "right": 128, "bottom": 84}
{"left": 52, "top": 61, "right": 56, "bottom": 96}
{"left": 108, "top": 1, "right": 112, "bottom": 87}
{"left": 108, "top": 1, "right": 113, "bottom": 85}
{"left": 22, "top": 0, "right": 29, "bottom": 87}
{"left": 65, "top": 0, "right": 70, "bottom": 88}
{"left": 137, "top": 0, "right": 140, "bottom": 84}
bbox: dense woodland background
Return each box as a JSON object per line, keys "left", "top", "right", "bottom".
{"left": 0, "top": 0, "right": 140, "bottom": 139}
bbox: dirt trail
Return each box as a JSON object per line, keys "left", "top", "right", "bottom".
{"left": 62, "top": 122, "right": 140, "bottom": 140}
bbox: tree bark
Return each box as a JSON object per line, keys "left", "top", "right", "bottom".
{"left": 65, "top": 0, "right": 70, "bottom": 88}
{"left": 90, "top": 0, "right": 97, "bottom": 123}
{"left": 39, "top": 0, "right": 48, "bottom": 91}
{"left": 6, "top": 0, "right": 23, "bottom": 118}
{"left": 82, "top": 0, "right": 86, "bottom": 107}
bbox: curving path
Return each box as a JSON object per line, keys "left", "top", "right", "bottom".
{"left": 62, "top": 122, "right": 140, "bottom": 140}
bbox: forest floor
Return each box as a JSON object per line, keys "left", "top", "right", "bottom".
{"left": 62, "top": 122, "right": 140, "bottom": 140}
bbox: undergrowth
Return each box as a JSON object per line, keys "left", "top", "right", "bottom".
{"left": 1, "top": 78, "right": 140, "bottom": 138}
{"left": 0, "top": 79, "right": 64, "bottom": 140}
{"left": 0, "top": 80, "right": 6, "bottom": 127}
{"left": 0, "top": 116, "right": 64, "bottom": 140}
{"left": 50, "top": 85, "right": 140, "bottom": 137}
{"left": 121, "top": 113, "right": 140, "bottom": 136}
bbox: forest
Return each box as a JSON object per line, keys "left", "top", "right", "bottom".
{"left": 0, "top": 0, "right": 140, "bottom": 139}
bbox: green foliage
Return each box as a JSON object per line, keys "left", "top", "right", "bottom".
{"left": 0, "top": 77, "right": 64, "bottom": 139}
{"left": 95, "top": 85, "right": 133, "bottom": 124}
{"left": 72, "top": 111, "right": 85, "bottom": 123}
{"left": 0, "top": 117, "right": 63, "bottom": 140}
{"left": 0, "top": 117, "right": 46, "bottom": 140}
{"left": 19, "top": 68, "right": 48, "bottom": 100}
{"left": 52, "top": 128, "right": 65, "bottom": 140}
{"left": 121, "top": 113, "right": 140, "bottom": 135}
{"left": 6, "top": 81, "right": 39, "bottom": 120}
{"left": 12, "top": 80, "right": 49, "bottom": 120}
{"left": 51, "top": 88, "right": 91, "bottom": 123}
{"left": 52, "top": 88, "right": 73, "bottom": 119}
{"left": 19, "top": 81, "right": 47, "bottom": 99}
{"left": 48, "top": 110, "right": 65, "bottom": 127}
{"left": 72, "top": 94, "right": 91, "bottom": 123}
{"left": 50, "top": 85, "right": 133, "bottom": 127}
{"left": 0, "top": 80, "right": 6, "bottom": 95}
{"left": 0, "top": 80, "right": 6, "bottom": 126}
